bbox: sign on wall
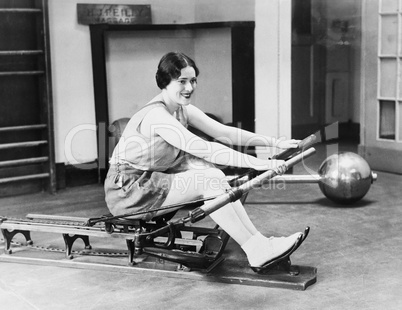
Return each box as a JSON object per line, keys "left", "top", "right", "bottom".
{"left": 77, "top": 4, "right": 151, "bottom": 25}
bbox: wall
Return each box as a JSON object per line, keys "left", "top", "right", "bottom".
{"left": 255, "top": 0, "right": 292, "bottom": 158}
{"left": 106, "top": 30, "right": 195, "bottom": 123}
{"left": 106, "top": 28, "right": 232, "bottom": 125}
{"left": 193, "top": 28, "right": 232, "bottom": 123}
{"left": 195, "top": 0, "right": 254, "bottom": 23}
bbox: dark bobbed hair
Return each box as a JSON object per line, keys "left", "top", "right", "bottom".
{"left": 156, "top": 52, "right": 199, "bottom": 89}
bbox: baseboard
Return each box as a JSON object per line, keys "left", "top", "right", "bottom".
{"left": 56, "top": 162, "right": 99, "bottom": 189}
{"left": 358, "top": 145, "right": 402, "bottom": 174}
{"left": 0, "top": 180, "right": 45, "bottom": 197}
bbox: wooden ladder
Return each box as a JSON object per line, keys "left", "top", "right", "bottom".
{"left": 0, "top": 0, "right": 56, "bottom": 196}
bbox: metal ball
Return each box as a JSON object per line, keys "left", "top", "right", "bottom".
{"left": 318, "top": 152, "right": 376, "bottom": 204}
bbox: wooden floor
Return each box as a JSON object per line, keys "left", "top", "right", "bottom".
{"left": 0, "top": 142, "right": 402, "bottom": 309}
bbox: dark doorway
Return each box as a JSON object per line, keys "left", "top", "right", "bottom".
{"left": 291, "top": 0, "right": 361, "bottom": 142}
{"left": 291, "top": 0, "right": 326, "bottom": 139}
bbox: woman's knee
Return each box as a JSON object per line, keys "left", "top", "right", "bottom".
{"left": 202, "top": 168, "right": 229, "bottom": 194}
{"left": 203, "top": 167, "right": 226, "bottom": 179}
{"left": 169, "top": 167, "right": 228, "bottom": 197}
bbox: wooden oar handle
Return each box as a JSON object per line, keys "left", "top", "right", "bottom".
{"left": 272, "top": 134, "right": 317, "bottom": 160}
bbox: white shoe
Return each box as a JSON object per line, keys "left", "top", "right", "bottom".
{"left": 242, "top": 232, "right": 302, "bottom": 267}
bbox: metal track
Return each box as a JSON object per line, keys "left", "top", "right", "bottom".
{"left": 0, "top": 238, "right": 129, "bottom": 257}
{"left": 0, "top": 216, "right": 132, "bottom": 257}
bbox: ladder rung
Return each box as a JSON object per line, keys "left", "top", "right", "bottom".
{"left": 0, "top": 173, "right": 49, "bottom": 184}
{"left": 0, "top": 124, "right": 47, "bottom": 132}
{"left": 0, "top": 71, "right": 44, "bottom": 76}
{"left": 0, "top": 141, "right": 48, "bottom": 150}
{"left": 0, "top": 9, "right": 42, "bottom": 13}
{"left": 0, "top": 157, "right": 48, "bottom": 168}
{"left": 0, "top": 50, "right": 43, "bottom": 56}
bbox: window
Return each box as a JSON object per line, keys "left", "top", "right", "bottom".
{"left": 378, "top": 0, "right": 401, "bottom": 141}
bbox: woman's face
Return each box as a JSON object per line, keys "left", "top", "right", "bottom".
{"left": 164, "top": 66, "right": 197, "bottom": 107}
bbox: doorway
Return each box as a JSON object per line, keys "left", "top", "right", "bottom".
{"left": 291, "top": 0, "right": 361, "bottom": 142}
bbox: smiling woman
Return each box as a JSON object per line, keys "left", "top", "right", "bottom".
{"left": 104, "top": 51, "right": 305, "bottom": 270}
{"left": 160, "top": 66, "right": 197, "bottom": 110}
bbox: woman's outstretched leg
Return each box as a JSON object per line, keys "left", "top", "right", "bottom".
{"left": 162, "top": 168, "right": 301, "bottom": 267}
{"left": 208, "top": 200, "right": 301, "bottom": 267}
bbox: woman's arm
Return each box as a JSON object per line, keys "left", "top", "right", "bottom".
{"left": 186, "top": 105, "right": 299, "bottom": 149}
{"left": 143, "top": 106, "right": 284, "bottom": 171}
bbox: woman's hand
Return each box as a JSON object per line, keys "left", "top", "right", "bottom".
{"left": 253, "top": 159, "right": 287, "bottom": 173}
{"left": 276, "top": 138, "right": 300, "bottom": 149}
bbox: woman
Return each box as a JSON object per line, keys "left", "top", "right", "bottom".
{"left": 105, "top": 52, "right": 303, "bottom": 269}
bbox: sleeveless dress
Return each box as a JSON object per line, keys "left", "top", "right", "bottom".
{"left": 104, "top": 101, "right": 202, "bottom": 221}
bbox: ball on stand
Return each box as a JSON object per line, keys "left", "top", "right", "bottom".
{"left": 318, "top": 152, "right": 377, "bottom": 204}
